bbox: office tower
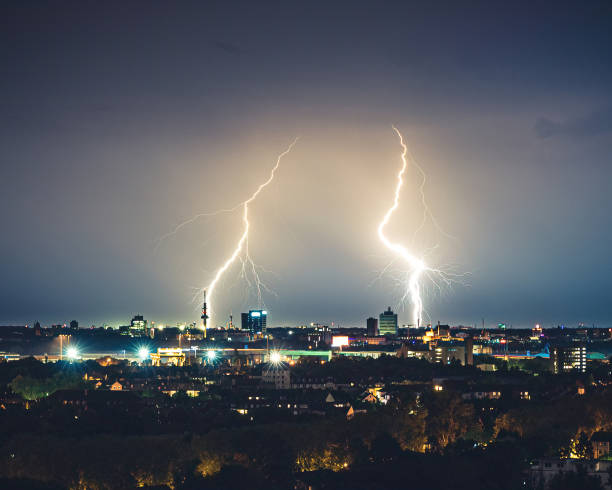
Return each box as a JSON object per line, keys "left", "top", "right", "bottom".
{"left": 379, "top": 307, "right": 398, "bottom": 336}
{"left": 366, "top": 317, "right": 379, "bottom": 336}
{"left": 129, "top": 315, "right": 147, "bottom": 337}
{"left": 241, "top": 310, "right": 268, "bottom": 335}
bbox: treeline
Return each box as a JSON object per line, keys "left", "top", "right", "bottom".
{"left": 494, "top": 389, "right": 612, "bottom": 458}
{"left": 1, "top": 357, "right": 611, "bottom": 489}
{"left": 291, "top": 355, "right": 480, "bottom": 382}
{"left": 0, "top": 391, "right": 495, "bottom": 489}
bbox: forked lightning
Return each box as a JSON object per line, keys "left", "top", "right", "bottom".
{"left": 378, "top": 126, "right": 463, "bottom": 326}
{"left": 199, "top": 138, "right": 298, "bottom": 328}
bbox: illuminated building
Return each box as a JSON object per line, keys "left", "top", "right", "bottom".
{"left": 396, "top": 344, "right": 430, "bottom": 359}
{"left": 473, "top": 344, "right": 493, "bottom": 355}
{"left": 331, "top": 336, "right": 349, "bottom": 348}
{"left": 307, "top": 324, "right": 332, "bottom": 347}
{"left": 379, "top": 307, "right": 398, "bottom": 336}
{"left": 432, "top": 343, "right": 471, "bottom": 366}
{"left": 241, "top": 310, "right": 267, "bottom": 336}
{"left": 550, "top": 344, "right": 587, "bottom": 373}
{"left": 150, "top": 348, "right": 186, "bottom": 367}
{"left": 366, "top": 317, "right": 379, "bottom": 337}
{"left": 129, "top": 315, "right": 148, "bottom": 337}
{"left": 0, "top": 352, "right": 20, "bottom": 362}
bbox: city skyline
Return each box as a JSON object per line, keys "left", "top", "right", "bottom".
{"left": 2, "top": 1, "right": 612, "bottom": 328}
{"left": 1, "top": 3, "right": 612, "bottom": 489}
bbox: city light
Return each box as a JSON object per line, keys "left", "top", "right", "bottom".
{"left": 332, "top": 336, "right": 349, "bottom": 348}
{"left": 65, "top": 346, "right": 79, "bottom": 360}
{"left": 207, "top": 350, "right": 217, "bottom": 361}
{"left": 137, "top": 347, "right": 150, "bottom": 362}
{"left": 269, "top": 351, "right": 282, "bottom": 365}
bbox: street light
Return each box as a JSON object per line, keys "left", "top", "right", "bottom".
{"left": 66, "top": 346, "right": 79, "bottom": 360}
{"left": 207, "top": 350, "right": 216, "bottom": 362}
{"left": 269, "top": 351, "right": 282, "bottom": 365}
{"left": 137, "top": 347, "right": 149, "bottom": 362}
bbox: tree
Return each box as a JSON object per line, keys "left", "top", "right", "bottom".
{"left": 570, "top": 431, "right": 593, "bottom": 459}
{"left": 369, "top": 433, "right": 402, "bottom": 463}
{"left": 392, "top": 406, "right": 427, "bottom": 451}
{"left": 422, "top": 392, "right": 474, "bottom": 450}
{"left": 8, "top": 372, "right": 85, "bottom": 400}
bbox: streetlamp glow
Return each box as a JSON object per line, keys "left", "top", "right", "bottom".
{"left": 269, "top": 351, "right": 282, "bottom": 365}
{"left": 138, "top": 347, "right": 149, "bottom": 362}
{"left": 66, "top": 346, "right": 79, "bottom": 360}
{"left": 207, "top": 350, "right": 216, "bottom": 361}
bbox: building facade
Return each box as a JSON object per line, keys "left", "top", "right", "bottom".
{"left": 262, "top": 367, "right": 291, "bottom": 389}
{"left": 529, "top": 459, "right": 611, "bottom": 489}
{"left": 129, "top": 315, "right": 147, "bottom": 337}
{"left": 379, "top": 307, "right": 398, "bottom": 336}
{"left": 433, "top": 344, "right": 467, "bottom": 365}
{"left": 241, "top": 310, "right": 268, "bottom": 336}
{"left": 550, "top": 344, "right": 587, "bottom": 373}
{"left": 366, "top": 317, "right": 379, "bottom": 337}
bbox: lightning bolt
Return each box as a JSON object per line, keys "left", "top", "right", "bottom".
{"left": 378, "top": 126, "right": 464, "bottom": 326}
{"left": 199, "top": 138, "right": 299, "bottom": 327}
{"left": 153, "top": 205, "right": 241, "bottom": 254}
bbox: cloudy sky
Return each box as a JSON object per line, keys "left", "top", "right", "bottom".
{"left": 1, "top": 1, "right": 611, "bottom": 328}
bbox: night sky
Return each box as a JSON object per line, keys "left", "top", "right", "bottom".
{"left": 2, "top": 1, "right": 611, "bottom": 328}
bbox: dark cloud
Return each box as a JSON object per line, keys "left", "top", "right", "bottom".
{"left": 214, "top": 41, "right": 242, "bottom": 56}
{"left": 1, "top": 1, "right": 612, "bottom": 327}
{"left": 535, "top": 106, "right": 612, "bottom": 138}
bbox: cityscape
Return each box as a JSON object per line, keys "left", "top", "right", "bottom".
{"left": 2, "top": 1, "right": 612, "bottom": 490}
{"left": 1, "top": 311, "right": 611, "bottom": 489}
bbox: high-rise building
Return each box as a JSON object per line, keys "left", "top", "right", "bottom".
{"left": 550, "top": 344, "right": 587, "bottom": 373}
{"left": 129, "top": 315, "right": 148, "bottom": 337}
{"left": 366, "top": 317, "right": 379, "bottom": 337}
{"left": 379, "top": 307, "right": 398, "bottom": 336}
{"left": 241, "top": 310, "right": 268, "bottom": 335}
